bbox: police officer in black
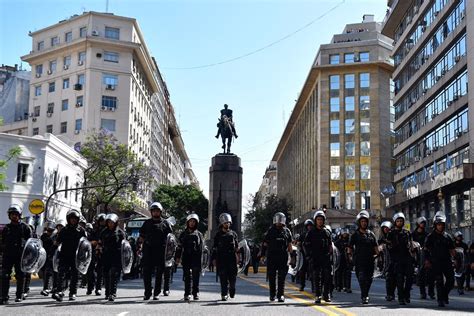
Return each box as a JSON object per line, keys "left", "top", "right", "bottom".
{"left": 378, "top": 220, "right": 396, "bottom": 301}
{"left": 453, "top": 231, "right": 469, "bottom": 295}
{"left": 100, "top": 213, "right": 126, "bottom": 302}
{"left": 1, "top": 204, "right": 31, "bottom": 304}
{"left": 54, "top": 209, "right": 87, "bottom": 301}
{"left": 212, "top": 213, "right": 239, "bottom": 301}
{"left": 412, "top": 216, "right": 435, "bottom": 299}
{"left": 304, "top": 211, "right": 332, "bottom": 303}
{"left": 387, "top": 212, "right": 413, "bottom": 305}
{"left": 335, "top": 228, "right": 352, "bottom": 293}
{"left": 86, "top": 213, "right": 105, "bottom": 296}
{"left": 176, "top": 213, "right": 204, "bottom": 301}
{"left": 348, "top": 210, "right": 378, "bottom": 304}
{"left": 261, "top": 212, "right": 292, "bottom": 302}
{"left": 139, "top": 202, "right": 172, "bottom": 300}
{"left": 424, "top": 212, "right": 455, "bottom": 307}
{"left": 40, "top": 220, "right": 56, "bottom": 296}
{"left": 297, "top": 219, "right": 313, "bottom": 291}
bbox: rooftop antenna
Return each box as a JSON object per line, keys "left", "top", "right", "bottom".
{"left": 106, "top": 0, "right": 109, "bottom": 12}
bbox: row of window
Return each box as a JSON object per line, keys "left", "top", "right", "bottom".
{"left": 395, "top": 109, "right": 468, "bottom": 174}
{"left": 329, "top": 73, "right": 370, "bottom": 90}
{"left": 330, "top": 164, "right": 371, "bottom": 180}
{"left": 34, "top": 74, "right": 84, "bottom": 96}
{"left": 395, "top": 70, "right": 468, "bottom": 145}
{"left": 392, "top": 0, "right": 425, "bottom": 43}
{"left": 32, "top": 95, "right": 119, "bottom": 117}
{"left": 331, "top": 190, "right": 371, "bottom": 210}
{"left": 330, "top": 141, "right": 370, "bottom": 157}
{"left": 330, "top": 118, "right": 370, "bottom": 134}
{"left": 36, "top": 26, "right": 120, "bottom": 52}
{"left": 329, "top": 52, "right": 370, "bottom": 64}
{"left": 33, "top": 119, "right": 116, "bottom": 136}
{"left": 330, "top": 96, "right": 370, "bottom": 112}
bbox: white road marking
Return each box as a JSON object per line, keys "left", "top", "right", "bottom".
{"left": 117, "top": 312, "right": 129, "bottom": 316}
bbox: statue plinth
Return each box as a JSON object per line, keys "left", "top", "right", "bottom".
{"left": 208, "top": 154, "right": 243, "bottom": 239}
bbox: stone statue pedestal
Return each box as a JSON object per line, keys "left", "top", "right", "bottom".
{"left": 208, "top": 154, "right": 243, "bottom": 239}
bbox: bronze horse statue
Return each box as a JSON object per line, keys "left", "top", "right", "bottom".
{"left": 217, "top": 115, "right": 234, "bottom": 154}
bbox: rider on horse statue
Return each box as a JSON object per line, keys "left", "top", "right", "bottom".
{"left": 215, "top": 104, "right": 238, "bottom": 139}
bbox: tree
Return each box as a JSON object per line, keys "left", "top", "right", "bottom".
{"left": 153, "top": 184, "right": 209, "bottom": 234}
{"left": 80, "top": 130, "right": 154, "bottom": 219}
{"left": 243, "top": 193, "right": 293, "bottom": 244}
{"left": 0, "top": 116, "right": 21, "bottom": 191}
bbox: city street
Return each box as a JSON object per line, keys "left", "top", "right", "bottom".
{"left": 1, "top": 269, "right": 473, "bottom": 316}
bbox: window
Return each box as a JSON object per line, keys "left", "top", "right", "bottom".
{"left": 345, "top": 165, "right": 355, "bottom": 179}
{"left": 76, "top": 96, "right": 83, "bottom": 107}
{"left": 360, "top": 95, "right": 370, "bottom": 110}
{"left": 34, "top": 106, "right": 40, "bottom": 117}
{"left": 37, "top": 41, "right": 44, "bottom": 51}
{"left": 330, "top": 97, "right": 340, "bottom": 112}
{"left": 102, "top": 73, "right": 118, "bottom": 87}
{"left": 344, "top": 53, "right": 355, "bottom": 63}
{"left": 330, "top": 120, "right": 340, "bottom": 134}
{"left": 102, "top": 96, "right": 117, "bottom": 109}
{"left": 361, "top": 118, "right": 370, "bottom": 133}
{"left": 65, "top": 31, "right": 72, "bottom": 43}
{"left": 60, "top": 122, "right": 67, "bottom": 133}
{"left": 361, "top": 191, "right": 371, "bottom": 210}
{"left": 361, "top": 141, "right": 371, "bottom": 156}
{"left": 330, "top": 166, "right": 340, "bottom": 180}
{"left": 359, "top": 52, "right": 370, "bottom": 62}
{"left": 330, "top": 143, "right": 340, "bottom": 157}
{"left": 330, "top": 54, "right": 340, "bottom": 64}
{"left": 346, "top": 191, "right": 356, "bottom": 209}
{"left": 101, "top": 119, "right": 116, "bottom": 132}
{"left": 62, "top": 99, "right": 69, "bottom": 111}
{"left": 345, "top": 119, "right": 355, "bottom": 134}
{"left": 104, "top": 51, "right": 119, "bottom": 63}
{"left": 80, "top": 27, "right": 87, "bottom": 38}
{"left": 75, "top": 119, "right": 82, "bottom": 131}
{"left": 331, "top": 191, "right": 340, "bottom": 209}
{"left": 51, "top": 36, "right": 59, "bottom": 47}
{"left": 63, "top": 55, "right": 71, "bottom": 67}
{"left": 46, "top": 125, "right": 53, "bottom": 133}
{"left": 105, "top": 27, "right": 120, "bottom": 40}
{"left": 49, "top": 60, "right": 57, "bottom": 73}
{"left": 35, "top": 64, "right": 43, "bottom": 75}
{"left": 77, "top": 74, "right": 85, "bottom": 85}
{"left": 360, "top": 73, "right": 370, "bottom": 88}
{"left": 344, "top": 74, "right": 355, "bottom": 89}
{"left": 47, "top": 103, "right": 54, "bottom": 113}
{"left": 345, "top": 142, "right": 355, "bottom": 156}
{"left": 361, "top": 165, "right": 371, "bottom": 179}
{"left": 35, "top": 85, "right": 42, "bottom": 96}
{"left": 63, "top": 78, "right": 70, "bottom": 89}
{"left": 345, "top": 96, "right": 355, "bottom": 111}
{"left": 64, "top": 176, "right": 69, "bottom": 198}
{"left": 32, "top": 128, "right": 39, "bottom": 135}
{"left": 16, "top": 163, "right": 29, "bottom": 183}
{"left": 48, "top": 81, "right": 55, "bottom": 93}
{"left": 330, "top": 75, "right": 340, "bottom": 90}
{"left": 78, "top": 51, "right": 86, "bottom": 63}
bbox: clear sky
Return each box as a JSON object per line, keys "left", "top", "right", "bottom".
{"left": 0, "top": 0, "right": 388, "bottom": 210}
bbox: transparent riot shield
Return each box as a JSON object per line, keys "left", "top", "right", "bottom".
{"left": 53, "top": 245, "right": 61, "bottom": 273}
{"left": 331, "top": 242, "right": 341, "bottom": 275}
{"left": 75, "top": 237, "right": 92, "bottom": 275}
{"left": 201, "top": 244, "right": 210, "bottom": 276}
{"left": 287, "top": 244, "right": 298, "bottom": 276}
{"left": 164, "top": 233, "right": 178, "bottom": 268}
{"left": 237, "top": 239, "right": 251, "bottom": 274}
{"left": 454, "top": 247, "right": 466, "bottom": 278}
{"left": 121, "top": 239, "right": 134, "bottom": 274}
{"left": 21, "top": 238, "right": 46, "bottom": 273}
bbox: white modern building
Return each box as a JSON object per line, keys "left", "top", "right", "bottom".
{"left": 0, "top": 133, "right": 87, "bottom": 225}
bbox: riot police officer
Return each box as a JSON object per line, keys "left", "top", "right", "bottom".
{"left": 100, "top": 213, "right": 126, "bottom": 302}
{"left": 50, "top": 220, "right": 65, "bottom": 298}
{"left": 40, "top": 220, "right": 56, "bottom": 296}
{"left": 305, "top": 211, "right": 332, "bottom": 303}
{"left": 297, "top": 219, "right": 313, "bottom": 291}
{"left": 54, "top": 209, "right": 87, "bottom": 301}
{"left": 379, "top": 221, "right": 396, "bottom": 301}
{"left": 1, "top": 204, "right": 31, "bottom": 304}
{"left": 412, "top": 216, "right": 435, "bottom": 299}
{"left": 387, "top": 212, "right": 413, "bottom": 305}
{"left": 176, "top": 213, "right": 204, "bottom": 301}
{"left": 348, "top": 210, "right": 378, "bottom": 304}
{"left": 261, "top": 212, "right": 293, "bottom": 302}
{"left": 424, "top": 212, "right": 455, "bottom": 307}
{"left": 335, "top": 228, "right": 352, "bottom": 293}
{"left": 454, "top": 231, "right": 468, "bottom": 295}
{"left": 88, "top": 213, "right": 106, "bottom": 296}
{"left": 212, "top": 213, "right": 239, "bottom": 301}
{"left": 139, "top": 202, "right": 172, "bottom": 300}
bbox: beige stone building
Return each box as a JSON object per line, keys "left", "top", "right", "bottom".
{"left": 272, "top": 15, "right": 394, "bottom": 230}
{"left": 19, "top": 12, "right": 198, "bottom": 209}
{"left": 256, "top": 161, "right": 278, "bottom": 205}
{"left": 382, "top": 0, "right": 473, "bottom": 239}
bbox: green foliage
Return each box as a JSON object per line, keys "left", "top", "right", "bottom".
{"left": 153, "top": 184, "right": 209, "bottom": 234}
{"left": 243, "top": 193, "right": 292, "bottom": 244}
{"left": 80, "top": 130, "right": 153, "bottom": 218}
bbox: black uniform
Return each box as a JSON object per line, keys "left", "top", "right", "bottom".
{"left": 349, "top": 229, "right": 377, "bottom": 300}
{"left": 334, "top": 235, "right": 352, "bottom": 292}
{"left": 387, "top": 227, "right": 413, "bottom": 303}
{"left": 297, "top": 232, "right": 310, "bottom": 290}
{"left": 212, "top": 229, "right": 239, "bottom": 297}
{"left": 176, "top": 228, "right": 204, "bottom": 297}
{"left": 139, "top": 218, "right": 172, "bottom": 298}
{"left": 262, "top": 225, "right": 292, "bottom": 299}
{"left": 100, "top": 226, "right": 126, "bottom": 298}
{"left": 86, "top": 225, "right": 103, "bottom": 295}
{"left": 304, "top": 226, "right": 332, "bottom": 299}
{"left": 378, "top": 231, "right": 396, "bottom": 299}
{"left": 40, "top": 231, "right": 56, "bottom": 293}
{"left": 1, "top": 221, "right": 31, "bottom": 302}
{"left": 412, "top": 227, "right": 434, "bottom": 298}
{"left": 425, "top": 230, "right": 455, "bottom": 304}
{"left": 56, "top": 224, "right": 86, "bottom": 297}
{"left": 454, "top": 239, "right": 469, "bottom": 294}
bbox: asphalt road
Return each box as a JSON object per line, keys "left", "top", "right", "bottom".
{"left": 1, "top": 269, "right": 473, "bottom": 315}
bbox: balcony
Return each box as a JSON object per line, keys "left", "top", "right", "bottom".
{"left": 382, "top": 0, "right": 412, "bottom": 38}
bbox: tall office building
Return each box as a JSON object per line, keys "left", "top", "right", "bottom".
{"left": 382, "top": 0, "right": 473, "bottom": 239}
